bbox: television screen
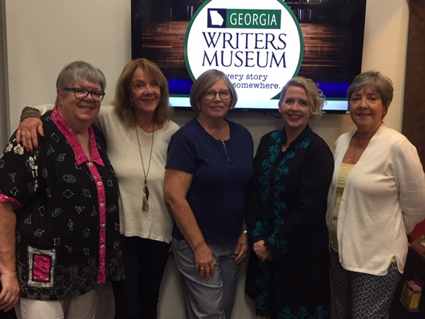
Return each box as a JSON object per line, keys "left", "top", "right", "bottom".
{"left": 131, "top": 0, "right": 366, "bottom": 113}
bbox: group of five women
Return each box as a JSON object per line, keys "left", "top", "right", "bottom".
{"left": 0, "top": 58, "right": 424, "bottom": 319}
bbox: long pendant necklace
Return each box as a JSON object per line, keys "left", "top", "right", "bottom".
{"left": 135, "top": 122, "right": 154, "bottom": 211}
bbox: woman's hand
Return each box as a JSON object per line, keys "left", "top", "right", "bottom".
{"left": 253, "top": 240, "right": 273, "bottom": 262}
{"left": 0, "top": 202, "right": 20, "bottom": 311}
{"left": 0, "top": 271, "right": 20, "bottom": 312}
{"left": 234, "top": 231, "right": 249, "bottom": 265}
{"left": 16, "top": 118, "right": 44, "bottom": 151}
{"left": 193, "top": 244, "right": 215, "bottom": 280}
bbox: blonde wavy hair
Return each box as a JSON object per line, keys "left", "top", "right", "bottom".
{"left": 279, "top": 76, "right": 326, "bottom": 119}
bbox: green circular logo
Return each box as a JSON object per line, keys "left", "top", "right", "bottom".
{"left": 185, "top": 0, "right": 303, "bottom": 107}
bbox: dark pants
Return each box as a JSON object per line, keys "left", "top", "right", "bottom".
{"left": 0, "top": 311, "right": 16, "bottom": 319}
{"left": 112, "top": 236, "right": 170, "bottom": 319}
{"left": 0, "top": 283, "right": 17, "bottom": 319}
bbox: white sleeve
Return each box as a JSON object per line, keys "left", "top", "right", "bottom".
{"left": 394, "top": 139, "right": 425, "bottom": 233}
{"left": 30, "top": 104, "right": 55, "bottom": 115}
{"left": 92, "top": 105, "right": 114, "bottom": 134}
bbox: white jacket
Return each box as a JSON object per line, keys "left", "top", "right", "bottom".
{"left": 326, "top": 124, "right": 425, "bottom": 275}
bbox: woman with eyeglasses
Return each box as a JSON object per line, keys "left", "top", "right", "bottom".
{"left": 15, "top": 58, "right": 179, "bottom": 319}
{"left": 164, "top": 69, "right": 254, "bottom": 319}
{"left": 0, "top": 61, "right": 125, "bottom": 318}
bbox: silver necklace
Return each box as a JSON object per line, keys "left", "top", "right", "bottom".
{"left": 135, "top": 122, "right": 154, "bottom": 211}
{"left": 344, "top": 144, "right": 355, "bottom": 164}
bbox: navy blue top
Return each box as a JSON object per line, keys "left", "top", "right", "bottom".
{"left": 166, "top": 118, "right": 254, "bottom": 244}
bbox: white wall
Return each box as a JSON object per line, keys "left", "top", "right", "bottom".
{"left": 0, "top": 0, "right": 9, "bottom": 151}
{"left": 3, "top": 0, "right": 409, "bottom": 318}
{"left": 4, "top": 0, "right": 408, "bottom": 148}
{"left": 4, "top": 0, "right": 131, "bottom": 133}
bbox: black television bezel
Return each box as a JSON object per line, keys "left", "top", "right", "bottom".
{"left": 131, "top": 0, "right": 366, "bottom": 114}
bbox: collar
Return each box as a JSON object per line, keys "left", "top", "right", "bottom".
{"left": 281, "top": 124, "right": 313, "bottom": 146}
{"left": 51, "top": 106, "right": 104, "bottom": 166}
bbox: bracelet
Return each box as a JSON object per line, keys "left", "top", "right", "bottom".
{"left": 20, "top": 106, "right": 41, "bottom": 122}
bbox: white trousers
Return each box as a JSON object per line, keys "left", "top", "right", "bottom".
{"left": 15, "top": 288, "right": 97, "bottom": 319}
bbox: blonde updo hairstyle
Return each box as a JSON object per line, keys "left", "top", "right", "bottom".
{"left": 279, "top": 76, "right": 325, "bottom": 119}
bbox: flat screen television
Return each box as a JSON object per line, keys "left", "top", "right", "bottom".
{"left": 131, "top": 0, "right": 366, "bottom": 113}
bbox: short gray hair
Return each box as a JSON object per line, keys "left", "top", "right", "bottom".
{"left": 347, "top": 71, "right": 393, "bottom": 117}
{"left": 55, "top": 61, "right": 106, "bottom": 104}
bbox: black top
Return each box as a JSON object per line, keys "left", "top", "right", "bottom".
{"left": 0, "top": 109, "right": 125, "bottom": 300}
{"left": 245, "top": 125, "right": 334, "bottom": 318}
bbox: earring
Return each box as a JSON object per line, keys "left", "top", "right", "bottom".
{"left": 130, "top": 101, "right": 134, "bottom": 108}
{"left": 382, "top": 109, "right": 388, "bottom": 119}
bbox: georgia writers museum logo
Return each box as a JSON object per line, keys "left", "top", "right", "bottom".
{"left": 185, "top": 0, "right": 303, "bottom": 104}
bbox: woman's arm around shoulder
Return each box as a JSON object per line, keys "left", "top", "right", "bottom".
{"left": 91, "top": 105, "right": 115, "bottom": 134}
{"left": 16, "top": 104, "right": 54, "bottom": 150}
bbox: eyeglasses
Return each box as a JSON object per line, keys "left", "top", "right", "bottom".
{"left": 204, "top": 90, "right": 231, "bottom": 100}
{"left": 64, "top": 87, "right": 105, "bottom": 102}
